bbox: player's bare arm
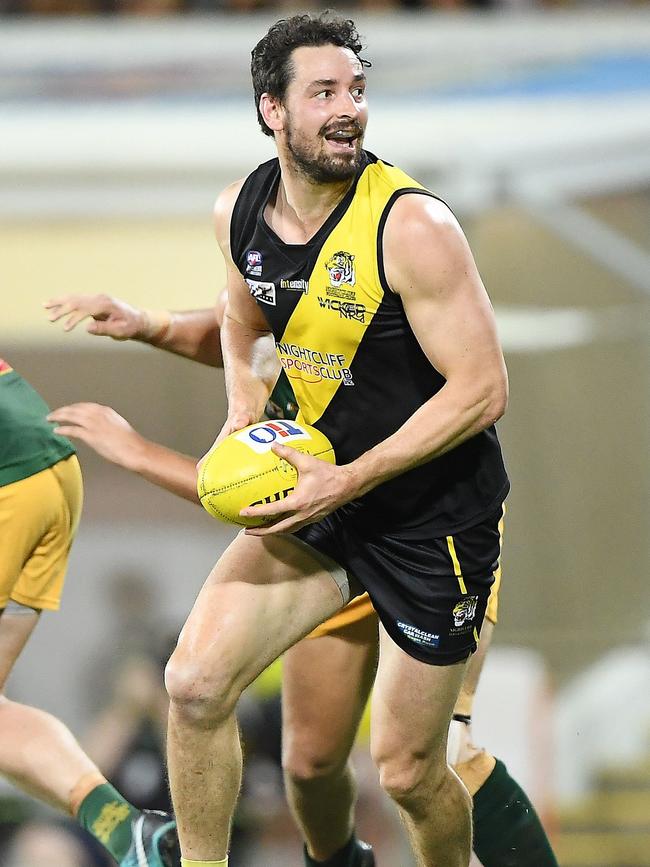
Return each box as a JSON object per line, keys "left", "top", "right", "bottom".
{"left": 44, "top": 293, "right": 223, "bottom": 367}
{"left": 212, "top": 181, "right": 280, "bottom": 440}
{"left": 244, "top": 195, "right": 507, "bottom": 535}
{"left": 48, "top": 402, "right": 199, "bottom": 503}
{"left": 352, "top": 194, "right": 508, "bottom": 487}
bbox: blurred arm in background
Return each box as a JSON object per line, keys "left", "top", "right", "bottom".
{"left": 45, "top": 288, "right": 281, "bottom": 497}
{"left": 44, "top": 291, "right": 230, "bottom": 499}
{"left": 44, "top": 292, "right": 224, "bottom": 367}
{"left": 46, "top": 402, "right": 200, "bottom": 504}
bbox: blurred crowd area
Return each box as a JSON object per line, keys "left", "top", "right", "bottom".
{"left": 2, "top": 0, "right": 649, "bottom": 15}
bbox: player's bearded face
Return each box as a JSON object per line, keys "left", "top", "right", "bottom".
{"left": 279, "top": 45, "right": 368, "bottom": 184}
{"left": 285, "top": 110, "right": 365, "bottom": 183}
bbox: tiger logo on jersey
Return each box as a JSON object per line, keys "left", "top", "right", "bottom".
{"left": 452, "top": 596, "right": 478, "bottom": 628}
{"left": 325, "top": 251, "right": 355, "bottom": 288}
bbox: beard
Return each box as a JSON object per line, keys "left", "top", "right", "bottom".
{"left": 285, "top": 117, "right": 365, "bottom": 184}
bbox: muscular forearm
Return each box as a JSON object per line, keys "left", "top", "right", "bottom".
{"left": 125, "top": 436, "right": 200, "bottom": 504}
{"left": 142, "top": 308, "right": 222, "bottom": 367}
{"left": 349, "top": 379, "right": 507, "bottom": 498}
{"left": 221, "top": 314, "right": 278, "bottom": 420}
{"left": 49, "top": 403, "right": 201, "bottom": 503}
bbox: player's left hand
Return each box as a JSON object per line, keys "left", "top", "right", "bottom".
{"left": 240, "top": 443, "right": 360, "bottom": 535}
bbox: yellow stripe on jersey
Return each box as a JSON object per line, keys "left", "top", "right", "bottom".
{"left": 276, "top": 160, "right": 424, "bottom": 427}
{"left": 446, "top": 535, "right": 468, "bottom": 595}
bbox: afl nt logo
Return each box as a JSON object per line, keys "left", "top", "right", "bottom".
{"left": 246, "top": 250, "right": 263, "bottom": 277}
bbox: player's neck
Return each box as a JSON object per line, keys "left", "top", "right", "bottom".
{"left": 271, "top": 160, "right": 353, "bottom": 245}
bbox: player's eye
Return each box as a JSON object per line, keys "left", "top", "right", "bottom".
{"left": 316, "top": 90, "right": 333, "bottom": 100}
{"left": 352, "top": 87, "right": 365, "bottom": 100}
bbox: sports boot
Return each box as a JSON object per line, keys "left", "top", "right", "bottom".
{"left": 119, "top": 810, "right": 180, "bottom": 867}
{"left": 304, "top": 837, "right": 376, "bottom": 867}
{"left": 355, "top": 840, "right": 375, "bottom": 866}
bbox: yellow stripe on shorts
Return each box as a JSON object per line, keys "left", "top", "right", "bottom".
{"left": 446, "top": 535, "right": 468, "bottom": 595}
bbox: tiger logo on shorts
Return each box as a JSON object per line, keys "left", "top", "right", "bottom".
{"left": 453, "top": 596, "right": 478, "bottom": 627}
{"left": 325, "top": 251, "right": 356, "bottom": 288}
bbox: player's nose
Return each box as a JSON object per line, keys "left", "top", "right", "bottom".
{"left": 332, "top": 89, "right": 359, "bottom": 118}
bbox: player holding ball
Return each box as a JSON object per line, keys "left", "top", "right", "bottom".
{"left": 173, "top": 16, "right": 509, "bottom": 867}
{"left": 48, "top": 310, "right": 556, "bottom": 867}
{"left": 48, "top": 12, "right": 558, "bottom": 867}
{"left": 198, "top": 420, "right": 335, "bottom": 527}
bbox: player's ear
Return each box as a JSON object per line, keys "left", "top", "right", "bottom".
{"left": 260, "top": 93, "right": 284, "bottom": 134}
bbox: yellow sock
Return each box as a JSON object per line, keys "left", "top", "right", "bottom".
{"left": 181, "top": 859, "right": 228, "bottom": 867}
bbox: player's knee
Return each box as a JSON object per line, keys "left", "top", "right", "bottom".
{"left": 283, "top": 740, "right": 347, "bottom": 785}
{"left": 374, "top": 746, "right": 448, "bottom": 814}
{"left": 165, "top": 649, "right": 240, "bottom": 725}
{"left": 377, "top": 758, "right": 428, "bottom": 809}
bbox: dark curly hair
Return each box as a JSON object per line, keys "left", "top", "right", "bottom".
{"left": 251, "top": 12, "right": 369, "bottom": 137}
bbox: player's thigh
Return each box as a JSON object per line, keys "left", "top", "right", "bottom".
{"left": 371, "top": 624, "right": 468, "bottom": 770}
{"left": 0, "top": 607, "right": 41, "bottom": 692}
{"left": 169, "top": 531, "right": 350, "bottom": 698}
{"left": 0, "top": 475, "right": 47, "bottom": 607}
{"left": 49, "top": 455, "right": 83, "bottom": 540}
{"left": 282, "top": 612, "right": 379, "bottom": 772}
{"left": 0, "top": 457, "right": 82, "bottom": 613}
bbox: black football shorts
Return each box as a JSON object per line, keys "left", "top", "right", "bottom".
{"left": 295, "top": 503, "right": 505, "bottom": 665}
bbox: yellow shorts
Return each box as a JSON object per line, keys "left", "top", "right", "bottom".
{"left": 309, "top": 508, "right": 505, "bottom": 638}
{"left": 308, "top": 592, "right": 377, "bottom": 639}
{"left": 0, "top": 455, "right": 83, "bottom": 611}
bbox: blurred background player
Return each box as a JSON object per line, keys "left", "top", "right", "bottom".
{"left": 0, "top": 357, "right": 180, "bottom": 867}
{"left": 47, "top": 292, "right": 558, "bottom": 867}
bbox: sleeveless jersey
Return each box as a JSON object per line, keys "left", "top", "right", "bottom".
{"left": 230, "top": 152, "right": 508, "bottom": 535}
{"left": 0, "top": 359, "right": 75, "bottom": 487}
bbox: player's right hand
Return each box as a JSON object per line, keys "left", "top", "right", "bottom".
{"left": 44, "top": 293, "right": 148, "bottom": 340}
{"left": 218, "top": 410, "right": 258, "bottom": 442}
{"left": 197, "top": 410, "right": 257, "bottom": 473}
{"left": 48, "top": 402, "right": 144, "bottom": 470}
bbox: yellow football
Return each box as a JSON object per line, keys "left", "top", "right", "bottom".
{"left": 197, "top": 420, "right": 336, "bottom": 527}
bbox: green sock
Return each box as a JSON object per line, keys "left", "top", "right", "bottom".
{"left": 76, "top": 782, "right": 138, "bottom": 863}
{"left": 472, "top": 759, "right": 559, "bottom": 867}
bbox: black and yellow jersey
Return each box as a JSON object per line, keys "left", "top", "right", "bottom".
{"left": 230, "top": 152, "right": 508, "bottom": 535}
